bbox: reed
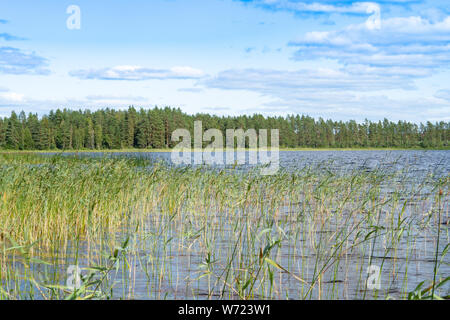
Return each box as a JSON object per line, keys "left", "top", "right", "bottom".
{"left": 0, "top": 153, "right": 448, "bottom": 300}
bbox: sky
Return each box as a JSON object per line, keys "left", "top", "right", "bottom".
{"left": 0, "top": 0, "right": 449, "bottom": 122}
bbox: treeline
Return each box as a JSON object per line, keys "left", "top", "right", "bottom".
{"left": 0, "top": 107, "right": 448, "bottom": 150}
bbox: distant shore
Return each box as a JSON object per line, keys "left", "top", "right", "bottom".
{"left": 0, "top": 147, "right": 449, "bottom": 154}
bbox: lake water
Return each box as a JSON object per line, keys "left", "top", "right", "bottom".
{"left": 5, "top": 150, "right": 449, "bottom": 300}
{"left": 49, "top": 149, "right": 449, "bottom": 178}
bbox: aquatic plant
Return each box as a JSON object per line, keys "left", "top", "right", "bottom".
{"left": 0, "top": 153, "right": 448, "bottom": 300}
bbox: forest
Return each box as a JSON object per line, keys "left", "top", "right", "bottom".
{"left": 0, "top": 106, "right": 448, "bottom": 150}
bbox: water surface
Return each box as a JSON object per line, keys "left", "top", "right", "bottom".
{"left": 4, "top": 150, "right": 449, "bottom": 300}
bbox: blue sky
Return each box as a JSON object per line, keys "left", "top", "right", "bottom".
{"left": 0, "top": 0, "right": 449, "bottom": 122}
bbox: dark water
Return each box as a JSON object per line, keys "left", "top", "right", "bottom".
{"left": 6, "top": 150, "right": 450, "bottom": 300}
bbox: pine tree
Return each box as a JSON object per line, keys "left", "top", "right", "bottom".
{"left": 86, "top": 118, "right": 95, "bottom": 149}
{"left": 6, "top": 111, "right": 20, "bottom": 149}
{"left": 94, "top": 123, "right": 103, "bottom": 149}
{"left": 0, "top": 107, "right": 448, "bottom": 150}
{"left": 149, "top": 110, "right": 164, "bottom": 148}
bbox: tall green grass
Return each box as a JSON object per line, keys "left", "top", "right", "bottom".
{"left": 0, "top": 153, "right": 448, "bottom": 299}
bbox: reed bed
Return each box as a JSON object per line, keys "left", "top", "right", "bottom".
{"left": 0, "top": 153, "right": 448, "bottom": 300}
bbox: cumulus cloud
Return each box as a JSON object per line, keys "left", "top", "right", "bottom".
{"left": 0, "top": 92, "right": 154, "bottom": 118}
{"left": 70, "top": 65, "right": 205, "bottom": 81}
{"left": 200, "top": 66, "right": 450, "bottom": 122}
{"left": 238, "top": 1, "right": 405, "bottom": 29}
{"left": 290, "top": 16, "right": 450, "bottom": 71}
{"left": 202, "top": 67, "right": 417, "bottom": 93}
{"left": 0, "top": 46, "right": 49, "bottom": 75}
{"left": 255, "top": 94, "right": 450, "bottom": 122}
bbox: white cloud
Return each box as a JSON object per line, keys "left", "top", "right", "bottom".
{"left": 0, "top": 46, "right": 49, "bottom": 75}
{"left": 85, "top": 94, "right": 149, "bottom": 102}
{"left": 258, "top": 0, "right": 380, "bottom": 14}
{"left": 0, "top": 91, "right": 153, "bottom": 117}
{"left": 435, "top": 89, "right": 450, "bottom": 101}
{"left": 290, "top": 16, "right": 450, "bottom": 71}
{"left": 242, "top": 93, "right": 450, "bottom": 122}
{"left": 0, "top": 92, "right": 24, "bottom": 102}
{"left": 200, "top": 66, "right": 450, "bottom": 122}
{"left": 240, "top": 1, "right": 382, "bottom": 29}
{"left": 202, "top": 67, "right": 417, "bottom": 93}
{"left": 70, "top": 65, "right": 205, "bottom": 81}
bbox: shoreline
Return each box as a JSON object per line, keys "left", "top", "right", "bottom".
{"left": 0, "top": 147, "right": 449, "bottom": 154}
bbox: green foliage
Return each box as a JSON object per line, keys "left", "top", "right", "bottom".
{"left": 407, "top": 278, "right": 450, "bottom": 300}
{"left": 0, "top": 108, "right": 448, "bottom": 150}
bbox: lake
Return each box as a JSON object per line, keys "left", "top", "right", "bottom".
{"left": 47, "top": 149, "right": 449, "bottom": 177}
{"left": 2, "top": 150, "right": 449, "bottom": 300}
